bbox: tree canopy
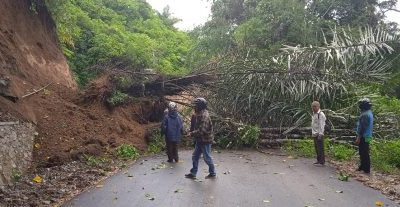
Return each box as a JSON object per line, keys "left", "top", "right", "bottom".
{"left": 46, "top": 0, "right": 193, "bottom": 85}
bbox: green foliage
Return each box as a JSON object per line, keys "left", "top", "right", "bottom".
{"left": 328, "top": 144, "right": 355, "bottom": 161}
{"left": 215, "top": 125, "right": 261, "bottom": 149}
{"left": 373, "top": 94, "right": 400, "bottom": 115}
{"left": 215, "top": 135, "right": 233, "bottom": 149}
{"left": 238, "top": 125, "right": 261, "bottom": 148}
{"left": 107, "top": 90, "right": 129, "bottom": 107}
{"left": 282, "top": 139, "right": 315, "bottom": 158}
{"left": 283, "top": 139, "right": 355, "bottom": 160}
{"left": 371, "top": 140, "right": 400, "bottom": 173}
{"left": 29, "top": 0, "right": 39, "bottom": 14}
{"left": 338, "top": 171, "right": 350, "bottom": 182}
{"left": 11, "top": 169, "right": 22, "bottom": 182}
{"left": 83, "top": 155, "right": 109, "bottom": 167}
{"left": 115, "top": 144, "right": 140, "bottom": 159}
{"left": 46, "top": 0, "right": 193, "bottom": 85}
{"left": 147, "top": 129, "right": 166, "bottom": 154}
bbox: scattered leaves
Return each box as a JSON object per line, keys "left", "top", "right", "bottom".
{"left": 338, "top": 171, "right": 349, "bottom": 182}
{"left": 263, "top": 200, "right": 270, "bottom": 203}
{"left": 145, "top": 193, "right": 155, "bottom": 200}
{"left": 273, "top": 172, "right": 285, "bottom": 175}
{"left": 174, "top": 189, "right": 183, "bottom": 193}
{"left": 375, "top": 201, "right": 384, "bottom": 206}
{"left": 32, "top": 175, "right": 43, "bottom": 183}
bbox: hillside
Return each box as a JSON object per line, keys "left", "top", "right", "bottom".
{"left": 0, "top": 0, "right": 151, "bottom": 169}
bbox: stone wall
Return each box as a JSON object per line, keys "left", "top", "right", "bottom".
{"left": 0, "top": 122, "right": 35, "bottom": 185}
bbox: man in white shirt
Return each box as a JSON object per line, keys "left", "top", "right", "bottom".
{"left": 311, "top": 101, "right": 326, "bottom": 166}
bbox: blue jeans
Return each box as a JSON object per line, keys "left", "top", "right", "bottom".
{"left": 190, "top": 142, "right": 216, "bottom": 176}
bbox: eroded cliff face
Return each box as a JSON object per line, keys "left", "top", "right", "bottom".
{"left": 0, "top": 0, "right": 76, "bottom": 184}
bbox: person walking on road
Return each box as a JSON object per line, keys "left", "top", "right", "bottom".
{"left": 355, "top": 98, "right": 373, "bottom": 174}
{"left": 161, "top": 102, "right": 184, "bottom": 163}
{"left": 311, "top": 101, "right": 326, "bottom": 166}
{"left": 185, "top": 97, "right": 216, "bottom": 179}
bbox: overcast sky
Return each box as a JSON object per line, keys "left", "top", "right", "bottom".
{"left": 146, "top": 0, "right": 212, "bottom": 30}
{"left": 146, "top": 0, "right": 400, "bottom": 31}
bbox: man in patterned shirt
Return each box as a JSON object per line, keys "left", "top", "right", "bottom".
{"left": 185, "top": 98, "right": 216, "bottom": 179}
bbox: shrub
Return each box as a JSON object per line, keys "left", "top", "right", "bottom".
{"left": 215, "top": 135, "right": 233, "bottom": 149}
{"left": 238, "top": 125, "right": 261, "bottom": 148}
{"left": 115, "top": 144, "right": 140, "bottom": 159}
{"left": 371, "top": 140, "right": 400, "bottom": 173}
{"left": 107, "top": 90, "right": 130, "bottom": 107}
{"left": 147, "top": 129, "right": 166, "bottom": 154}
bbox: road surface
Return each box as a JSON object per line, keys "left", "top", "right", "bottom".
{"left": 63, "top": 150, "right": 398, "bottom": 207}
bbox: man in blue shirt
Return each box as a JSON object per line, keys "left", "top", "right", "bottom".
{"left": 355, "top": 98, "right": 373, "bottom": 174}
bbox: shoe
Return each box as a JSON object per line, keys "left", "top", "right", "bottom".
{"left": 167, "top": 159, "right": 173, "bottom": 163}
{"left": 174, "top": 159, "right": 179, "bottom": 162}
{"left": 313, "top": 162, "right": 323, "bottom": 167}
{"left": 205, "top": 174, "right": 216, "bottom": 179}
{"left": 356, "top": 167, "right": 362, "bottom": 171}
{"left": 185, "top": 173, "right": 196, "bottom": 179}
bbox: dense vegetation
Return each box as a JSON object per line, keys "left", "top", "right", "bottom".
{"left": 45, "top": 0, "right": 192, "bottom": 85}
{"left": 188, "top": 0, "right": 400, "bottom": 131}
{"left": 42, "top": 0, "right": 400, "bottom": 172}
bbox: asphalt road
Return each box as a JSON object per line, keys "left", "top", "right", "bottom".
{"left": 63, "top": 150, "right": 398, "bottom": 207}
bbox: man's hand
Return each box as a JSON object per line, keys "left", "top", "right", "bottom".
{"left": 355, "top": 137, "right": 360, "bottom": 145}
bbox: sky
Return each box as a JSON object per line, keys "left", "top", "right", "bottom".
{"left": 146, "top": 0, "right": 400, "bottom": 31}
{"left": 146, "top": 0, "right": 212, "bottom": 31}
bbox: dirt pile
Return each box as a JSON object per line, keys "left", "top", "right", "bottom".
{"left": 0, "top": 0, "right": 154, "bottom": 168}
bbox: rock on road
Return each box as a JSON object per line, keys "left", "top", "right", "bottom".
{"left": 63, "top": 150, "right": 398, "bottom": 207}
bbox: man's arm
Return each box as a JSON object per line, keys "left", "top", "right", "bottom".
{"left": 160, "top": 116, "right": 167, "bottom": 136}
{"left": 358, "top": 114, "right": 368, "bottom": 138}
{"left": 319, "top": 112, "right": 326, "bottom": 135}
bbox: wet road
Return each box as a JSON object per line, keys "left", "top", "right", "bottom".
{"left": 63, "top": 150, "right": 398, "bottom": 207}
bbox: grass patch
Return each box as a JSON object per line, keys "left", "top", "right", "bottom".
{"left": 283, "top": 139, "right": 356, "bottom": 161}
{"left": 328, "top": 143, "right": 355, "bottom": 161}
{"left": 282, "top": 139, "right": 315, "bottom": 158}
{"left": 371, "top": 140, "right": 400, "bottom": 173}
{"left": 83, "top": 154, "right": 109, "bottom": 167}
{"left": 115, "top": 144, "right": 140, "bottom": 159}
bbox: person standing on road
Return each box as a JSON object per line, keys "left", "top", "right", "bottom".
{"left": 355, "top": 98, "right": 373, "bottom": 174}
{"left": 161, "top": 102, "right": 184, "bottom": 163}
{"left": 311, "top": 101, "right": 326, "bottom": 166}
{"left": 185, "top": 97, "right": 216, "bottom": 179}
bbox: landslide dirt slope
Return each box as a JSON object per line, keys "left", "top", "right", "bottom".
{"left": 0, "top": 0, "right": 149, "bottom": 167}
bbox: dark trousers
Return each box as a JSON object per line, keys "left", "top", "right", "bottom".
{"left": 358, "top": 138, "right": 370, "bottom": 173}
{"left": 166, "top": 141, "right": 179, "bottom": 161}
{"left": 313, "top": 136, "right": 325, "bottom": 164}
